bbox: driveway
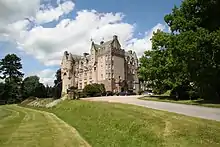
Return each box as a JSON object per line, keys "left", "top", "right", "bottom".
{"left": 83, "top": 95, "right": 220, "bottom": 121}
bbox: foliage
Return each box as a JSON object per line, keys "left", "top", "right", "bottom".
{"left": 75, "top": 91, "right": 87, "bottom": 98}
{"left": 139, "top": 0, "right": 220, "bottom": 102}
{"left": 0, "top": 54, "right": 24, "bottom": 83}
{"left": 0, "top": 82, "right": 5, "bottom": 102}
{"left": 22, "top": 76, "right": 46, "bottom": 98}
{"left": 83, "top": 83, "right": 106, "bottom": 97}
{"left": 45, "top": 85, "right": 53, "bottom": 98}
{"left": 0, "top": 54, "right": 24, "bottom": 103}
{"left": 0, "top": 54, "right": 54, "bottom": 104}
{"left": 53, "top": 68, "right": 62, "bottom": 99}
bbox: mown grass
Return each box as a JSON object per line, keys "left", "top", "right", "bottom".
{"left": 139, "top": 96, "right": 220, "bottom": 108}
{"left": 0, "top": 105, "right": 26, "bottom": 145}
{"left": 31, "top": 100, "right": 220, "bottom": 147}
{"left": 0, "top": 105, "right": 90, "bottom": 147}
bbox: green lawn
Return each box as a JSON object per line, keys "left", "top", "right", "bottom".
{"left": 0, "top": 105, "right": 90, "bottom": 147}
{"left": 30, "top": 100, "right": 220, "bottom": 147}
{"left": 139, "top": 96, "right": 220, "bottom": 108}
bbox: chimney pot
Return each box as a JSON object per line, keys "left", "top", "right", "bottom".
{"left": 100, "top": 41, "right": 104, "bottom": 45}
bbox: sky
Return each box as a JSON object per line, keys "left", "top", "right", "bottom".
{"left": 0, "top": 0, "right": 181, "bottom": 86}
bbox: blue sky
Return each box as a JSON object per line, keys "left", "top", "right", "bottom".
{"left": 75, "top": 0, "right": 181, "bottom": 34}
{"left": 0, "top": 0, "right": 181, "bottom": 85}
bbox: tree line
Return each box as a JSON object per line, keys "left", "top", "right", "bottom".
{"left": 139, "top": 0, "right": 220, "bottom": 102}
{"left": 0, "top": 54, "right": 62, "bottom": 104}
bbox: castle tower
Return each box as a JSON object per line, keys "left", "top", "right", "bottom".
{"left": 111, "top": 35, "right": 125, "bottom": 92}
{"left": 61, "top": 51, "right": 75, "bottom": 94}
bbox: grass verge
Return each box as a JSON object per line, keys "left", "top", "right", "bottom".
{"left": 139, "top": 96, "right": 220, "bottom": 108}
{"left": 27, "top": 100, "right": 220, "bottom": 147}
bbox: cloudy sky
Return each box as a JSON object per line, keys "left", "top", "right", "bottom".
{"left": 0, "top": 0, "right": 181, "bottom": 86}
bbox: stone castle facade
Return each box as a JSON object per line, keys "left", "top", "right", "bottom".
{"left": 61, "top": 35, "right": 139, "bottom": 94}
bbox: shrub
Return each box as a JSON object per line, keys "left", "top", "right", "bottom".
{"left": 170, "top": 85, "right": 199, "bottom": 100}
{"left": 138, "top": 90, "right": 144, "bottom": 95}
{"left": 83, "top": 83, "right": 106, "bottom": 97}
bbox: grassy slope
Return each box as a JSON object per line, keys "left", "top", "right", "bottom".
{"left": 0, "top": 105, "right": 90, "bottom": 147}
{"left": 139, "top": 97, "right": 220, "bottom": 108}
{"left": 36, "top": 100, "right": 220, "bottom": 147}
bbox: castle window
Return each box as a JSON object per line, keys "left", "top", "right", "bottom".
{"left": 79, "top": 83, "right": 82, "bottom": 89}
{"left": 64, "top": 72, "right": 67, "bottom": 76}
{"left": 94, "top": 67, "right": 96, "bottom": 70}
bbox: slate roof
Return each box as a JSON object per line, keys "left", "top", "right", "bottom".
{"left": 93, "top": 40, "right": 113, "bottom": 49}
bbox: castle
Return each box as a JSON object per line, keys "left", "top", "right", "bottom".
{"left": 61, "top": 35, "right": 139, "bottom": 94}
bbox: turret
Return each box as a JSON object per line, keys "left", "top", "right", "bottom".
{"left": 61, "top": 51, "right": 68, "bottom": 66}
{"left": 61, "top": 51, "right": 75, "bottom": 95}
{"left": 67, "top": 52, "right": 73, "bottom": 60}
{"left": 112, "top": 35, "right": 121, "bottom": 49}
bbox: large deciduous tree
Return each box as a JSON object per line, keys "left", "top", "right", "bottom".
{"left": 139, "top": 0, "right": 220, "bottom": 101}
{"left": 22, "top": 76, "right": 47, "bottom": 99}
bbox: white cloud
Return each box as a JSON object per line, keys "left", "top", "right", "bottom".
{"left": 0, "top": 0, "right": 40, "bottom": 33}
{"left": 126, "top": 23, "right": 166, "bottom": 57}
{"left": 17, "top": 10, "right": 135, "bottom": 66}
{"left": 24, "top": 68, "right": 56, "bottom": 86}
{"left": 27, "top": 69, "right": 55, "bottom": 86}
{"left": 0, "top": 0, "right": 167, "bottom": 70}
{"left": 37, "top": 69, "right": 55, "bottom": 86}
{"left": 36, "top": 0, "right": 75, "bottom": 24}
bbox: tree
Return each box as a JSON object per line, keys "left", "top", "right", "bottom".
{"left": 164, "top": 0, "right": 220, "bottom": 101}
{"left": 139, "top": 0, "right": 220, "bottom": 101}
{"left": 45, "top": 85, "right": 53, "bottom": 98}
{"left": 0, "top": 54, "right": 24, "bottom": 83}
{"left": 0, "top": 54, "right": 24, "bottom": 103}
{"left": 0, "top": 82, "right": 5, "bottom": 103}
{"left": 22, "top": 76, "right": 47, "bottom": 99}
{"left": 53, "top": 69, "right": 62, "bottom": 99}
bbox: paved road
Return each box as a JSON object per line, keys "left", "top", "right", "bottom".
{"left": 0, "top": 105, "right": 90, "bottom": 147}
{"left": 83, "top": 95, "right": 220, "bottom": 121}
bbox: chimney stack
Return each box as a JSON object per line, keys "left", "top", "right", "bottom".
{"left": 113, "top": 35, "right": 118, "bottom": 40}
